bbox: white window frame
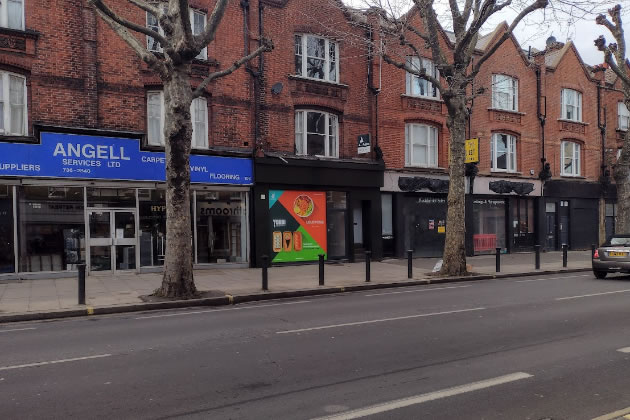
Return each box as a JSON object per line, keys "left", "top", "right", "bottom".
{"left": 619, "top": 102, "right": 630, "bottom": 131}
{"left": 405, "top": 123, "right": 438, "bottom": 167}
{"left": 146, "top": 10, "right": 163, "bottom": 53}
{"left": 1, "top": 0, "right": 24, "bottom": 31}
{"left": 490, "top": 133, "right": 517, "bottom": 172}
{"left": 561, "top": 140, "right": 581, "bottom": 177}
{"left": 405, "top": 56, "right": 440, "bottom": 99}
{"left": 561, "top": 88, "right": 582, "bottom": 122}
{"left": 147, "top": 91, "right": 208, "bottom": 149}
{"left": 0, "top": 72, "right": 27, "bottom": 136}
{"left": 190, "top": 9, "right": 207, "bottom": 60}
{"left": 294, "top": 110, "right": 339, "bottom": 158}
{"left": 492, "top": 74, "right": 518, "bottom": 111}
{"left": 294, "top": 34, "right": 339, "bottom": 83}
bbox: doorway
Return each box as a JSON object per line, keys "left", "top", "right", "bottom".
{"left": 352, "top": 200, "right": 371, "bottom": 259}
{"left": 88, "top": 209, "right": 137, "bottom": 273}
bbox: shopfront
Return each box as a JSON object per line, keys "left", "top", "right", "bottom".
{"left": 0, "top": 130, "right": 252, "bottom": 278}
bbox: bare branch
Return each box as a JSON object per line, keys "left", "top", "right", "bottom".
{"left": 178, "top": 0, "right": 194, "bottom": 48}
{"left": 382, "top": 52, "right": 443, "bottom": 94}
{"left": 192, "top": 39, "right": 273, "bottom": 98}
{"left": 126, "top": 0, "right": 162, "bottom": 16}
{"left": 194, "top": 0, "right": 229, "bottom": 51}
{"left": 414, "top": 0, "right": 450, "bottom": 70}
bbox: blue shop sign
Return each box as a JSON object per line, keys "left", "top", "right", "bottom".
{"left": 0, "top": 132, "right": 253, "bottom": 185}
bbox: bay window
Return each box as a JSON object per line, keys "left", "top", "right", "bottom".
{"left": 492, "top": 74, "right": 518, "bottom": 111}
{"left": 561, "top": 141, "right": 581, "bottom": 176}
{"left": 295, "top": 110, "right": 338, "bottom": 157}
{"left": 619, "top": 102, "right": 629, "bottom": 131}
{"left": 406, "top": 57, "right": 439, "bottom": 99}
{"left": 0, "top": 72, "right": 27, "bottom": 136}
{"left": 561, "top": 89, "right": 582, "bottom": 122}
{"left": 405, "top": 123, "right": 438, "bottom": 167}
{"left": 147, "top": 91, "right": 208, "bottom": 149}
{"left": 294, "top": 34, "right": 338, "bottom": 83}
{"left": 491, "top": 133, "right": 517, "bottom": 172}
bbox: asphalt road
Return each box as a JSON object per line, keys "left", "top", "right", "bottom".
{"left": 3, "top": 271, "right": 630, "bottom": 419}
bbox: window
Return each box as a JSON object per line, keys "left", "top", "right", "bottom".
{"left": 491, "top": 133, "right": 517, "bottom": 172}
{"left": 146, "top": 92, "right": 208, "bottom": 149}
{"left": 295, "top": 110, "right": 338, "bottom": 157}
{"left": 406, "top": 57, "right": 439, "bottom": 99}
{"left": 561, "top": 89, "right": 582, "bottom": 122}
{"left": 146, "top": 11, "right": 162, "bottom": 52}
{"left": 0, "top": 72, "right": 27, "bottom": 136}
{"left": 619, "top": 102, "right": 630, "bottom": 131}
{"left": 294, "top": 34, "right": 338, "bottom": 83}
{"left": 1, "top": 0, "right": 23, "bottom": 30}
{"left": 561, "top": 141, "right": 581, "bottom": 176}
{"left": 492, "top": 74, "right": 518, "bottom": 111}
{"left": 147, "top": 9, "right": 207, "bottom": 59}
{"left": 405, "top": 123, "right": 438, "bottom": 167}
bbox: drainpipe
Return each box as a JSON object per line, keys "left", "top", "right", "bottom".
{"left": 367, "top": 27, "right": 382, "bottom": 161}
{"left": 537, "top": 66, "right": 550, "bottom": 181}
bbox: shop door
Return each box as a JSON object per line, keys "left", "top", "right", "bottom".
{"left": 511, "top": 197, "right": 535, "bottom": 251}
{"left": 88, "top": 210, "right": 137, "bottom": 273}
{"left": 545, "top": 202, "right": 557, "bottom": 250}
{"left": 558, "top": 200, "right": 570, "bottom": 247}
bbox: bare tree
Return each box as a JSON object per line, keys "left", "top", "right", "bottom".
{"left": 89, "top": 0, "right": 272, "bottom": 297}
{"left": 596, "top": 4, "right": 630, "bottom": 234}
{"left": 376, "top": 0, "right": 547, "bottom": 276}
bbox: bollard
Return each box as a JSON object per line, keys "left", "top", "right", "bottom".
{"left": 496, "top": 247, "right": 501, "bottom": 273}
{"left": 318, "top": 254, "right": 325, "bottom": 286}
{"left": 534, "top": 245, "right": 541, "bottom": 270}
{"left": 591, "top": 243, "right": 596, "bottom": 258}
{"left": 365, "top": 251, "right": 371, "bottom": 282}
{"left": 562, "top": 244, "right": 568, "bottom": 268}
{"left": 262, "top": 255, "right": 269, "bottom": 291}
{"left": 407, "top": 249, "right": 413, "bottom": 279}
{"left": 78, "top": 263, "right": 86, "bottom": 305}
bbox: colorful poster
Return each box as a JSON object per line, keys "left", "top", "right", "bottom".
{"left": 269, "top": 190, "right": 327, "bottom": 263}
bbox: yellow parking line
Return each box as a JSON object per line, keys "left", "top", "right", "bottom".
{"left": 592, "top": 407, "right": 630, "bottom": 420}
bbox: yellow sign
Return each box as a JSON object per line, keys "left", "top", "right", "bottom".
{"left": 437, "top": 226, "right": 445, "bottom": 233}
{"left": 465, "top": 138, "right": 479, "bottom": 163}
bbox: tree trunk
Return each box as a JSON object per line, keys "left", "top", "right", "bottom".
{"left": 440, "top": 97, "right": 468, "bottom": 276}
{"left": 155, "top": 68, "right": 197, "bottom": 298}
{"left": 614, "top": 130, "right": 630, "bottom": 235}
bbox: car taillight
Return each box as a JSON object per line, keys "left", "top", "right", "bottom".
{"left": 593, "top": 249, "right": 600, "bottom": 259}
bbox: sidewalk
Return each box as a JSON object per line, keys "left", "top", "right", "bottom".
{"left": 0, "top": 251, "right": 592, "bottom": 318}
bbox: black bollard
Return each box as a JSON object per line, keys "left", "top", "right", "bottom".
{"left": 496, "top": 247, "right": 501, "bottom": 273}
{"left": 262, "top": 255, "right": 269, "bottom": 291}
{"left": 407, "top": 249, "right": 413, "bottom": 279}
{"left": 535, "top": 245, "right": 541, "bottom": 270}
{"left": 562, "top": 244, "right": 568, "bottom": 268}
{"left": 78, "top": 263, "right": 86, "bottom": 305}
{"left": 365, "top": 251, "right": 371, "bottom": 282}
{"left": 319, "top": 254, "right": 325, "bottom": 286}
{"left": 591, "top": 244, "right": 596, "bottom": 258}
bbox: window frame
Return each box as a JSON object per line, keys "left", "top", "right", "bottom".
{"left": 491, "top": 74, "right": 518, "bottom": 112}
{"left": 561, "top": 140, "right": 581, "bottom": 177}
{"left": 561, "top": 88, "right": 583, "bottom": 122}
{"left": 619, "top": 102, "right": 630, "bottom": 131}
{"left": 490, "top": 133, "right": 517, "bottom": 172}
{"left": 405, "top": 56, "right": 440, "bottom": 100}
{"left": 294, "top": 109, "right": 339, "bottom": 158}
{"left": 294, "top": 34, "right": 339, "bottom": 83}
{"left": 146, "top": 91, "right": 208, "bottom": 149}
{"left": 404, "top": 123, "right": 439, "bottom": 168}
{"left": 2, "top": 0, "right": 24, "bottom": 31}
{"left": 0, "top": 72, "right": 28, "bottom": 137}
{"left": 190, "top": 9, "right": 207, "bottom": 60}
{"left": 147, "top": 8, "right": 207, "bottom": 60}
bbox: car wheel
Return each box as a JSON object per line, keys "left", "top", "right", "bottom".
{"left": 594, "top": 271, "right": 608, "bottom": 279}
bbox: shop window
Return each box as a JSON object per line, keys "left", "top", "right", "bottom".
{"left": 491, "top": 133, "right": 517, "bottom": 172}
{"left": 0, "top": 72, "right": 27, "bottom": 137}
{"left": 561, "top": 89, "right": 582, "bottom": 122}
{"left": 405, "top": 123, "right": 438, "bottom": 167}
{"left": 1, "top": 0, "right": 23, "bottom": 31}
{"left": 139, "top": 189, "right": 166, "bottom": 267}
{"left": 327, "top": 191, "right": 347, "bottom": 259}
{"left": 295, "top": 110, "right": 338, "bottom": 158}
{"left": 294, "top": 34, "right": 338, "bottom": 83}
{"left": 87, "top": 187, "right": 136, "bottom": 208}
{"left": 619, "top": 102, "right": 629, "bottom": 131}
{"left": 196, "top": 191, "right": 247, "bottom": 263}
{"left": 405, "top": 57, "right": 439, "bottom": 99}
{"left": 561, "top": 141, "right": 581, "bottom": 176}
{"left": 147, "top": 92, "right": 208, "bottom": 149}
{"left": 492, "top": 74, "right": 518, "bottom": 111}
{"left": 18, "top": 186, "right": 85, "bottom": 272}
{"left": 472, "top": 198, "right": 507, "bottom": 254}
{"left": 0, "top": 185, "right": 14, "bottom": 273}
{"left": 381, "top": 193, "right": 393, "bottom": 236}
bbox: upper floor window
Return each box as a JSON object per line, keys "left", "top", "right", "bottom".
{"left": 294, "top": 34, "right": 338, "bottom": 83}
{"left": 561, "top": 141, "right": 581, "bottom": 176}
{"left": 561, "top": 89, "right": 582, "bottom": 122}
{"left": 492, "top": 74, "right": 518, "bottom": 111}
{"left": 295, "top": 110, "right": 338, "bottom": 157}
{"left": 406, "top": 57, "right": 439, "bottom": 99}
{"left": 147, "top": 9, "right": 207, "bottom": 60}
{"left": 619, "top": 102, "right": 630, "bottom": 131}
{"left": 2, "top": 0, "right": 23, "bottom": 31}
{"left": 147, "top": 91, "right": 208, "bottom": 149}
{"left": 0, "top": 72, "right": 27, "bottom": 136}
{"left": 491, "top": 133, "right": 516, "bottom": 172}
{"left": 405, "top": 123, "right": 438, "bottom": 167}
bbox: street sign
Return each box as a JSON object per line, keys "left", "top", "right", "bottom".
{"left": 465, "top": 138, "right": 479, "bottom": 163}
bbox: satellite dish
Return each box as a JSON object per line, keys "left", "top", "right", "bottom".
{"left": 271, "top": 82, "right": 283, "bottom": 95}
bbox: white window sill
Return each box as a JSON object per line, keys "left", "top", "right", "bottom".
{"left": 560, "top": 173, "right": 583, "bottom": 178}
{"left": 401, "top": 94, "right": 441, "bottom": 102}
{"left": 404, "top": 164, "right": 442, "bottom": 170}
{"left": 289, "top": 75, "right": 348, "bottom": 88}
{"left": 296, "top": 153, "right": 339, "bottom": 159}
{"left": 488, "top": 108, "right": 524, "bottom": 115}
{"left": 490, "top": 169, "right": 520, "bottom": 174}
{"left": 558, "top": 118, "right": 588, "bottom": 125}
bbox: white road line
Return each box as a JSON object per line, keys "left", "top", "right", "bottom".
{"left": 0, "top": 327, "right": 36, "bottom": 333}
{"left": 617, "top": 347, "right": 630, "bottom": 353}
{"left": 0, "top": 354, "right": 112, "bottom": 371}
{"left": 135, "top": 300, "right": 313, "bottom": 320}
{"left": 556, "top": 289, "right": 630, "bottom": 301}
{"left": 310, "top": 372, "right": 533, "bottom": 420}
{"left": 276, "top": 307, "right": 486, "bottom": 334}
{"left": 516, "top": 274, "right": 591, "bottom": 283}
{"left": 364, "top": 285, "right": 471, "bottom": 297}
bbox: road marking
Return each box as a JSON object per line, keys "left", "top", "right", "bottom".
{"left": 364, "top": 285, "right": 471, "bottom": 297}
{"left": 0, "top": 354, "right": 112, "bottom": 371}
{"left": 0, "top": 327, "right": 36, "bottom": 333}
{"left": 135, "top": 300, "right": 313, "bottom": 320}
{"left": 516, "top": 274, "right": 591, "bottom": 283}
{"left": 592, "top": 406, "right": 630, "bottom": 420}
{"left": 310, "top": 372, "right": 533, "bottom": 420}
{"left": 556, "top": 289, "right": 630, "bottom": 301}
{"left": 276, "top": 307, "right": 486, "bottom": 334}
{"left": 617, "top": 347, "right": 630, "bottom": 353}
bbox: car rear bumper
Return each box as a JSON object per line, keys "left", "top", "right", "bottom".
{"left": 592, "top": 260, "right": 630, "bottom": 272}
